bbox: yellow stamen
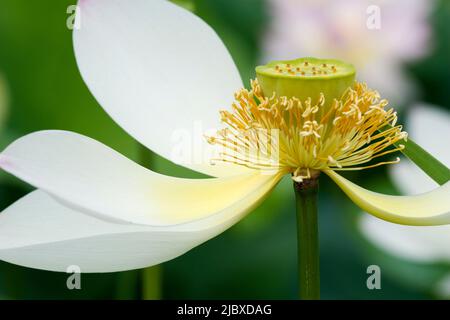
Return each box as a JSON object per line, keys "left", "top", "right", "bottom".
{"left": 207, "top": 80, "right": 407, "bottom": 181}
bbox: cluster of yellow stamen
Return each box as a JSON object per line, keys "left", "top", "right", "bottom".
{"left": 207, "top": 80, "right": 407, "bottom": 182}
{"left": 274, "top": 61, "right": 338, "bottom": 76}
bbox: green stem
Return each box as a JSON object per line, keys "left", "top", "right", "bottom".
{"left": 293, "top": 177, "right": 320, "bottom": 300}
{"left": 142, "top": 265, "right": 162, "bottom": 300}
{"left": 397, "top": 138, "right": 450, "bottom": 185}
{"left": 379, "top": 127, "right": 450, "bottom": 185}
{"left": 139, "top": 146, "right": 163, "bottom": 300}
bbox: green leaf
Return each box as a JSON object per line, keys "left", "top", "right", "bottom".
{"left": 378, "top": 125, "right": 450, "bottom": 186}
{"left": 397, "top": 137, "right": 450, "bottom": 186}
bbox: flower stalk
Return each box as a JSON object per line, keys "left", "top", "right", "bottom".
{"left": 293, "top": 175, "right": 320, "bottom": 300}
{"left": 142, "top": 264, "right": 162, "bottom": 300}
{"left": 140, "top": 146, "right": 162, "bottom": 300}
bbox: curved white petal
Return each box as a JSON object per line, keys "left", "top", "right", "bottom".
{"left": 359, "top": 215, "right": 450, "bottom": 263}
{"left": 325, "top": 170, "right": 450, "bottom": 226}
{"left": 0, "top": 185, "right": 278, "bottom": 272}
{"left": 73, "top": 0, "right": 247, "bottom": 177}
{"left": 360, "top": 105, "right": 450, "bottom": 265}
{"left": 390, "top": 104, "right": 450, "bottom": 195}
{"left": 0, "top": 130, "right": 281, "bottom": 226}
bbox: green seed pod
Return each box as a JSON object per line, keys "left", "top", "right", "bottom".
{"left": 256, "top": 57, "right": 356, "bottom": 106}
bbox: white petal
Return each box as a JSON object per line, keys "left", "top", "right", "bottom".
{"left": 73, "top": 0, "right": 247, "bottom": 177}
{"left": 359, "top": 214, "right": 450, "bottom": 262}
{"left": 0, "top": 186, "right": 278, "bottom": 272}
{"left": 434, "top": 274, "right": 450, "bottom": 298}
{"left": 360, "top": 105, "right": 450, "bottom": 264}
{"left": 407, "top": 104, "right": 450, "bottom": 162}
{"left": 390, "top": 104, "right": 450, "bottom": 194}
{"left": 325, "top": 170, "right": 450, "bottom": 226}
{"left": 0, "top": 130, "right": 281, "bottom": 226}
{"left": 390, "top": 161, "right": 440, "bottom": 195}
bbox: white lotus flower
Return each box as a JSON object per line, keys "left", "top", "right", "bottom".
{"left": 361, "top": 105, "right": 450, "bottom": 263}
{"left": 262, "top": 0, "right": 433, "bottom": 105}
{"left": 0, "top": 0, "right": 449, "bottom": 273}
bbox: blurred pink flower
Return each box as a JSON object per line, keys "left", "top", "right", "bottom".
{"left": 263, "top": 0, "right": 434, "bottom": 106}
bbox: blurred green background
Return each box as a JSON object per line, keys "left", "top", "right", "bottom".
{"left": 0, "top": 0, "right": 449, "bottom": 299}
